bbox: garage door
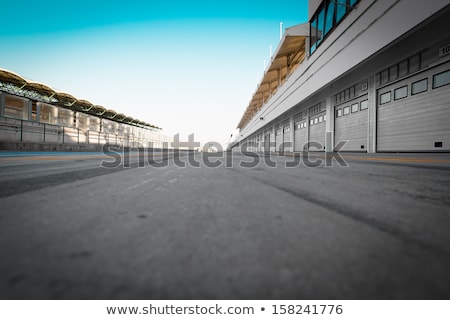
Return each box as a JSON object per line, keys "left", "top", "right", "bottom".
{"left": 309, "top": 112, "right": 326, "bottom": 151}
{"left": 334, "top": 96, "right": 369, "bottom": 151}
{"left": 377, "top": 62, "right": 450, "bottom": 151}
{"left": 294, "top": 120, "right": 308, "bottom": 151}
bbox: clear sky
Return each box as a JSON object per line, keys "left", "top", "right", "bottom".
{"left": 0, "top": 0, "right": 309, "bottom": 147}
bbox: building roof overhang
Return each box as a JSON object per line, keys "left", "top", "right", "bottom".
{"left": 237, "top": 23, "right": 309, "bottom": 129}
{"left": 0, "top": 68, "right": 162, "bottom": 131}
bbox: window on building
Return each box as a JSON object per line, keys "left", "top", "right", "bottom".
{"left": 433, "top": 69, "right": 450, "bottom": 89}
{"left": 343, "top": 106, "right": 350, "bottom": 115}
{"left": 398, "top": 60, "right": 408, "bottom": 78}
{"left": 324, "top": 115, "right": 327, "bottom": 122}
{"left": 4, "top": 95, "right": 28, "bottom": 120}
{"left": 350, "top": 86, "right": 355, "bottom": 98}
{"left": 58, "top": 107, "right": 73, "bottom": 127}
{"left": 319, "top": 115, "right": 323, "bottom": 123}
{"left": 314, "top": 117, "right": 319, "bottom": 124}
{"left": 381, "top": 69, "right": 389, "bottom": 85}
{"left": 324, "top": 1, "right": 335, "bottom": 36}
{"left": 336, "top": 109, "right": 343, "bottom": 117}
{"left": 380, "top": 92, "right": 391, "bottom": 104}
{"left": 310, "top": 119, "right": 314, "bottom": 126}
{"left": 389, "top": 65, "right": 398, "bottom": 82}
{"left": 409, "top": 54, "right": 421, "bottom": 73}
{"left": 309, "top": 0, "right": 359, "bottom": 55}
{"left": 411, "top": 78, "right": 428, "bottom": 95}
{"left": 351, "top": 103, "right": 359, "bottom": 113}
{"left": 40, "top": 103, "right": 58, "bottom": 124}
{"left": 394, "top": 85, "right": 408, "bottom": 100}
{"left": 317, "top": 7, "right": 325, "bottom": 47}
{"left": 360, "top": 100, "right": 368, "bottom": 110}
{"left": 336, "top": 0, "right": 347, "bottom": 23}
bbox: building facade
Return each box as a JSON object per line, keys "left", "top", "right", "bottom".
{"left": 0, "top": 69, "right": 172, "bottom": 149}
{"left": 232, "top": 0, "right": 450, "bottom": 153}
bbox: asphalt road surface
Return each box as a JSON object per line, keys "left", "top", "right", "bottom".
{"left": 1, "top": 151, "right": 450, "bottom": 299}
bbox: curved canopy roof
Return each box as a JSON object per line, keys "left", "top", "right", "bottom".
{"left": 237, "top": 23, "right": 308, "bottom": 129}
{"left": 0, "top": 68, "right": 162, "bottom": 131}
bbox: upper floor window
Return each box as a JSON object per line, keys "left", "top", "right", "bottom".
{"left": 310, "top": 0, "right": 360, "bottom": 55}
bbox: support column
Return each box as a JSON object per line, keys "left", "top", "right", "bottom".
{"left": 306, "top": 115, "right": 310, "bottom": 151}
{"left": 325, "top": 96, "right": 334, "bottom": 152}
{"left": 367, "top": 75, "right": 377, "bottom": 153}
{"left": 0, "top": 92, "right": 4, "bottom": 117}
{"left": 272, "top": 126, "right": 276, "bottom": 152}
{"left": 27, "top": 100, "right": 32, "bottom": 121}
{"left": 289, "top": 116, "right": 295, "bottom": 152}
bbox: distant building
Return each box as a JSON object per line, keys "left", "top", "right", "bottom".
{"left": 0, "top": 69, "right": 172, "bottom": 149}
{"left": 232, "top": 0, "right": 450, "bottom": 153}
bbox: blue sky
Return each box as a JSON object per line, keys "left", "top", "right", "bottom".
{"left": 1, "top": 0, "right": 309, "bottom": 146}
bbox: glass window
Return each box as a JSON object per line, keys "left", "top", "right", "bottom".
{"left": 343, "top": 106, "right": 350, "bottom": 115}
{"left": 89, "top": 116, "right": 100, "bottom": 132}
{"left": 317, "top": 8, "right": 325, "bottom": 46}
{"left": 351, "top": 103, "right": 359, "bottom": 113}
{"left": 310, "top": 119, "right": 314, "bottom": 126}
{"left": 350, "top": 86, "right": 355, "bottom": 98}
{"left": 40, "top": 103, "right": 58, "bottom": 124}
{"left": 4, "top": 95, "right": 28, "bottom": 120}
{"left": 324, "top": 114, "right": 327, "bottom": 122}
{"left": 336, "top": 109, "right": 342, "bottom": 117}
{"left": 336, "top": 0, "right": 347, "bottom": 23}
{"left": 380, "top": 92, "right": 391, "bottom": 104}
{"left": 319, "top": 115, "right": 323, "bottom": 123}
{"left": 433, "top": 70, "right": 450, "bottom": 89}
{"left": 324, "top": 1, "right": 336, "bottom": 36}
{"left": 411, "top": 78, "right": 428, "bottom": 95}
{"left": 350, "top": 0, "right": 358, "bottom": 6}
{"left": 389, "top": 65, "right": 398, "bottom": 82}
{"left": 409, "top": 54, "right": 420, "bottom": 73}
{"left": 310, "top": 16, "right": 318, "bottom": 54}
{"left": 394, "top": 85, "right": 408, "bottom": 100}
{"left": 381, "top": 69, "right": 389, "bottom": 84}
{"left": 360, "top": 100, "right": 368, "bottom": 110}
{"left": 345, "top": 89, "right": 350, "bottom": 100}
{"left": 398, "top": 60, "right": 408, "bottom": 78}
{"left": 58, "top": 107, "right": 73, "bottom": 127}
{"left": 314, "top": 117, "right": 319, "bottom": 124}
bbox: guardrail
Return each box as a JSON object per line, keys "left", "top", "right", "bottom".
{"left": 0, "top": 116, "right": 157, "bottom": 148}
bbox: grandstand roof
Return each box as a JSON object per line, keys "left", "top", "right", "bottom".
{"left": 237, "top": 23, "right": 309, "bottom": 129}
{"left": 0, "top": 68, "right": 162, "bottom": 130}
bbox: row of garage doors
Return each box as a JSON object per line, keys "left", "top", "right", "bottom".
{"left": 247, "top": 61, "right": 450, "bottom": 152}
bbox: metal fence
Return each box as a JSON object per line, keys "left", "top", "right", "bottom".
{"left": 0, "top": 116, "right": 163, "bottom": 148}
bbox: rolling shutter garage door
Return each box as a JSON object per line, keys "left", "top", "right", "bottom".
{"left": 334, "top": 96, "right": 369, "bottom": 151}
{"left": 377, "top": 62, "right": 450, "bottom": 152}
{"left": 309, "top": 112, "right": 326, "bottom": 151}
{"left": 294, "top": 120, "right": 308, "bottom": 152}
